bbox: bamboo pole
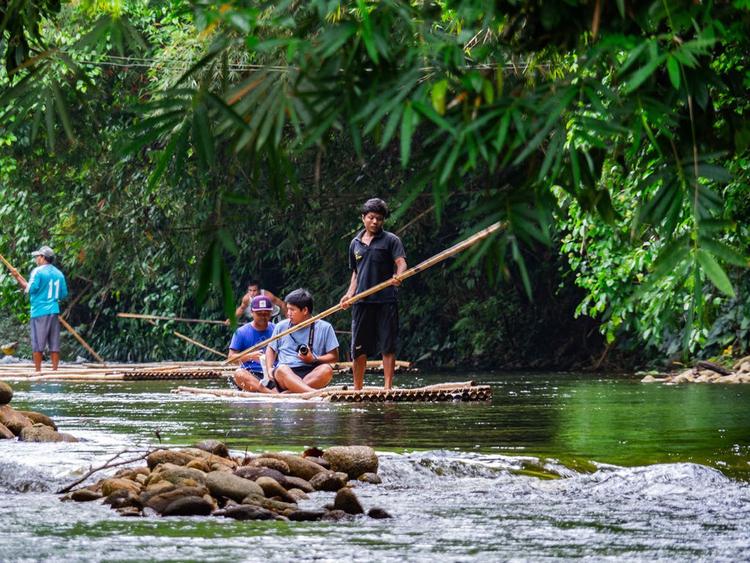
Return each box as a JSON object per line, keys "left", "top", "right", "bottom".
{"left": 223, "top": 221, "right": 505, "bottom": 365}
{"left": 330, "top": 360, "right": 412, "bottom": 370}
{"left": 0, "top": 252, "right": 105, "bottom": 363}
{"left": 173, "top": 331, "right": 227, "bottom": 358}
{"left": 117, "top": 312, "right": 228, "bottom": 326}
{"left": 174, "top": 385, "right": 344, "bottom": 400}
{"left": 174, "top": 381, "right": 484, "bottom": 401}
{"left": 59, "top": 317, "right": 105, "bottom": 363}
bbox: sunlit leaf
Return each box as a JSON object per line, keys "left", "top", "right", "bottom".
{"left": 431, "top": 79, "right": 448, "bottom": 115}
{"left": 666, "top": 55, "right": 681, "bottom": 90}
{"left": 400, "top": 103, "right": 415, "bottom": 165}
{"left": 696, "top": 249, "right": 735, "bottom": 297}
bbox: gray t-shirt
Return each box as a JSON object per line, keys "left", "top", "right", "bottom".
{"left": 268, "top": 319, "right": 339, "bottom": 368}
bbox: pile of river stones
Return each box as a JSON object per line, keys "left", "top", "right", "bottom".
{"left": 63, "top": 442, "right": 390, "bottom": 521}
{"left": 0, "top": 381, "right": 77, "bottom": 442}
{"left": 2, "top": 380, "right": 390, "bottom": 521}
{"left": 641, "top": 356, "right": 750, "bottom": 384}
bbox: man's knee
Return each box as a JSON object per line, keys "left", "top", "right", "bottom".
{"left": 233, "top": 369, "right": 260, "bottom": 391}
{"left": 272, "top": 365, "right": 295, "bottom": 385}
{"left": 308, "top": 364, "right": 333, "bottom": 386}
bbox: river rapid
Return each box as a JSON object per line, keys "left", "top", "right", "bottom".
{"left": 1, "top": 371, "right": 749, "bottom": 561}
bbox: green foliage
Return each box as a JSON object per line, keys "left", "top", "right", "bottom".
{"left": 1, "top": 0, "right": 750, "bottom": 364}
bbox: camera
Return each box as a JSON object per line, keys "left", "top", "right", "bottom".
{"left": 297, "top": 344, "right": 309, "bottom": 355}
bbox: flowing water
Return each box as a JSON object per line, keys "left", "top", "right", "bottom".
{"left": 1, "top": 371, "right": 749, "bottom": 561}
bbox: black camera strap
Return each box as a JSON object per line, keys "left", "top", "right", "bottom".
{"left": 287, "top": 321, "right": 316, "bottom": 351}
{"left": 308, "top": 321, "right": 316, "bottom": 351}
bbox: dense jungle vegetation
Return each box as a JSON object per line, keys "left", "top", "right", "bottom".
{"left": 0, "top": 0, "right": 749, "bottom": 369}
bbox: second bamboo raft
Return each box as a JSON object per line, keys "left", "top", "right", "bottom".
{"left": 0, "top": 359, "right": 415, "bottom": 382}
{"left": 174, "top": 381, "right": 492, "bottom": 403}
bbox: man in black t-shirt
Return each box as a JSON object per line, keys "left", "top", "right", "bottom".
{"left": 340, "top": 198, "right": 407, "bottom": 390}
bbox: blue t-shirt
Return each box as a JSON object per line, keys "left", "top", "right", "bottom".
{"left": 26, "top": 264, "right": 68, "bottom": 318}
{"left": 229, "top": 322, "right": 275, "bottom": 372}
{"left": 268, "top": 319, "right": 339, "bottom": 369}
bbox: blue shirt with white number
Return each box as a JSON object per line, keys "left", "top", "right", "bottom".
{"left": 26, "top": 264, "right": 68, "bottom": 318}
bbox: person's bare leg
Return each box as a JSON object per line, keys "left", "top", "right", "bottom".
{"left": 352, "top": 354, "right": 367, "bottom": 390}
{"left": 275, "top": 365, "right": 332, "bottom": 393}
{"left": 33, "top": 352, "right": 43, "bottom": 372}
{"left": 50, "top": 352, "right": 60, "bottom": 371}
{"left": 302, "top": 365, "right": 333, "bottom": 389}
{"left": 233, "top": 369, "right": 277, "bottom": 394}
{"left": 382, "top": 352, "right": 396, "bottom": 390}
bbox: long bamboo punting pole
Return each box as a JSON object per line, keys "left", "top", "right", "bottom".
{"left": 117, "top": 312, "right": 228, "bottom": 325}
{"left": 223, "top": 221, "right": 505, "bottom": 365}
{"left": 0, "top": 252, "right": 105, "bottom": 363}
{"left": 173, "top": 330, "right": 227, "bottom": 358}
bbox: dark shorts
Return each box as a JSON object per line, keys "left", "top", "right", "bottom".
{"left": 30, "top": 314, "right": 61, "bottom": 353}
{"left": 351, "top": 302, "right": 398, "bottom": 359}
{"left": 272, "top": 364, "right": 315, "bottom": 379}
{"left": 272, "top": 364, "right": 316, "bottom": 392}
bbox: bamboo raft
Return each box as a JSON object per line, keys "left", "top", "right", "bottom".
{"left": 174, "top": 381, "right": 492, "bottom": 403}
{"left": 0, "top": 360, "right": 416, "bottom": 382}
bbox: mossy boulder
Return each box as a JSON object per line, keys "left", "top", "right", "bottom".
{"left": 322, "top": 446, "right": 378, "bottom": 479}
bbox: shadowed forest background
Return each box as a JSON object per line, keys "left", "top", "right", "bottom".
{"left": 1, "top": 0, "right": 749, "bottom": 369}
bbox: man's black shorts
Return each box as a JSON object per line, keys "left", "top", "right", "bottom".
{"left": 272, "top": 364, "right": 316, "bottom": 392}
{"left": 351, "top": 302, "right": 398, "bottom": 359}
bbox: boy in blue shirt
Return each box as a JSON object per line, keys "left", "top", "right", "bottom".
{"left": 12, "top": 245, "right": 68, "bottom": 371}
{"left": 229, "top": 294, "right": 276, "bottom": 392}
{"left": 265, "top": 288, "right": 339, "bottom": 393}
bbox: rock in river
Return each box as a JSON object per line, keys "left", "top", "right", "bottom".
{"left": 322, "top": 446, "right": 379, "bottom": 479}
{"left": 0, "top": 381, "right": 13, "bottom": 405}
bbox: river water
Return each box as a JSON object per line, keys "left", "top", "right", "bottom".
{"left": 1, "top": 371, "right": 749, "bottom": 561}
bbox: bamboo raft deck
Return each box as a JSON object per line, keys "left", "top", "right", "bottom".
{"left": 0, "top": 360, "right": 416, "bottom": 382}
{"left": 174, "top": 381, "right": 492, "bottom": 403}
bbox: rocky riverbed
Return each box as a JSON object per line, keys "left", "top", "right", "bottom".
{"left": 2, "top": 380, "right": 390, "bottom": 522}
{"left": 61, "top": 442, "right": 390, "bottom": 521}
{"left": 0, "top": 380, "right": 78, "bottom": 442}
{"left": 641, "top": 356, "right": 750, "bottom": 384}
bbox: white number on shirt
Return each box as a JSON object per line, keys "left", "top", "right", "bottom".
{"left": 47, "top": 279, "right": 60, "bottom": 299}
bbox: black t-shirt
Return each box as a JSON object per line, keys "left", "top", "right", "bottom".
{"left": 348, "top": 229, "right": 406, "bottom": 303}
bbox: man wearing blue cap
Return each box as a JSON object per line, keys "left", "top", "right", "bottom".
{"left": 229, "top": 294, "right": 276, "bottom": 391}
{"left": 8, "top": 245, "right": 68, "bottom": 371}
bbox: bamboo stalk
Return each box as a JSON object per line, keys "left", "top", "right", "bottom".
{"left": 173, "top": 381, "right": 486, "bottom": 401}
{"left": 0, "top": 252, "right": 105, "bottom": 363}
{"left": 24, "top": 373, "right": 126, "bottom": 381}
{"left": 118, "top": 312, "right": 229, "bottom": 326}
{"left": 59, "top": 317, "right": 105, "bottom": 363}
{"left": 330, "top": 360, "right": 412, "bottom": 369}
{"left": 224, "top": 221, "right": 506, "bottom": 365}
{"left": 173, "top": 385, "right": 345, "bottom": 400}
{"left": 173, "top": 331, "right": 227, "bottom": 358}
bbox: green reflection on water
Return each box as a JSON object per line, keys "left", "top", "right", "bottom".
{"left": 554, "top": 378, "right": 750, "bottom": 477}
{"left": 10, "top": 371, "right": 750, "bottom": 478}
